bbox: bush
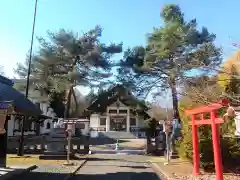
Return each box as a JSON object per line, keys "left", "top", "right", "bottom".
{"left": 176, "top": 103, "right": 239, "bottom": 170}
{"left": 198, "top": 137, "right": 238, "bottom": 170}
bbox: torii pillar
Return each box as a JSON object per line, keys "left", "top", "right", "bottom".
{"left": 185, "top": 99, "right": 229, "bottom": 180}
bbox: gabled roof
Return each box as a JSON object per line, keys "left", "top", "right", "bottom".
{"left": 0, "top": 75, "right": 41, "bottom": 116}
{"left": 85, "top": 85, "right": 150, "bottom": 118}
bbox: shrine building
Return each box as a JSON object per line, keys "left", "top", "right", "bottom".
{"left": 83, "top": 85, "right": 150, "bottom": 138}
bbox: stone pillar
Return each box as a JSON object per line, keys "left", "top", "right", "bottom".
{"left": 126, "top": 110, "right": 130, "bottom": 132}
{"left": 106, "top": 116, "right": 110, "bottom": 132}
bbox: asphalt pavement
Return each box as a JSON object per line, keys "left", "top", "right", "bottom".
{"left": 7, "top": 154, "right": 162, "bottom": 180}
{"left": 72, "top": 154, "right": 161, "bottom": 180}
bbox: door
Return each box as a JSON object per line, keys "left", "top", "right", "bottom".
{"left": 110, "top": 116, "right": 126, "bottom": 131}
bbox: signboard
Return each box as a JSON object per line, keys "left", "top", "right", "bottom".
{"left": 113, "top": 118, "right": 124, "bottom": 123}
{"left": 111, "top": 116, "right": 125, "bottom": 123}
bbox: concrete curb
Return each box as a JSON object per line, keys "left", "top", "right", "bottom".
{"left": 151, "top": 163, "right": 170, "bottom": 180}
{"left": 63, "top": 159, "right": 88, "bottom": 180}
{"left": 1, "top": 165, "right": 37, "bottom": 180}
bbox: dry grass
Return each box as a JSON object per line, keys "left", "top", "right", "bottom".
{"left": 147, "top": 156, "right": 165, "bottom": 163}
{"left": 7, "top": 154, "right": 66, "bottom": 165}
{"left": 119, "top": 141, "right": 145, "bottom": 148}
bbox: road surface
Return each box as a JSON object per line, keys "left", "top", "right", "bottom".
{"left": 7, "top": 154, "right": 162, "bottom": 180}
{"left": 72, "top": 154, "right": 161, "bottom": 180}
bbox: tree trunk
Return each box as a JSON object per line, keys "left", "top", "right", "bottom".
{"left": 64, "top": 87, "right": 73, "bottom": 119}
{"left": 71, "top": 87, "right": 79, "bottom": 117}
{"left": 170, "top": 77, "right": 180, "bottom": 122}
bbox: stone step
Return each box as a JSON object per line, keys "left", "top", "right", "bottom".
{"left": 91, "top": 149, "right": 145, "bottom": 155}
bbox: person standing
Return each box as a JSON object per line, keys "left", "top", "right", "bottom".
{"left": 163, "top": 120, "right": 173, "bottom": 156}
{"left": 224, "top": 103, "right": 240, "bottom": 146}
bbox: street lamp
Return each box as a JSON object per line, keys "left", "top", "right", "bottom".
{"left": 18, "top": 0, "right": 38, "bottom": 156}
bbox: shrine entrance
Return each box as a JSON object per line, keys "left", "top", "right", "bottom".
{"left": 185, "top": 99, "right": 229, "bottom": 180}
{"left": 110, "top": 116, "right": 126, "bottom": 131}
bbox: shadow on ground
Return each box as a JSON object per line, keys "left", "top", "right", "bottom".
{"left": 8, "top": 170, "right": 161, "bottom": 180}
{"left": 86, "top": 157, "right": 148, "bottom": 163}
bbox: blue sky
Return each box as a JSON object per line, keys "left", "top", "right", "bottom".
{"left": 0, "top": 0, "right": 239, "bottom": 101}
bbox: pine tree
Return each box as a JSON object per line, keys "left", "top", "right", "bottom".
{"left": 117, "top": 4, "right": 222, "bottom": 122}
{"left": 15, "top": 26, "right": 122, "bottom": 118}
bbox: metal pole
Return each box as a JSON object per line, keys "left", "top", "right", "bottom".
{"left": 18, "top": 0, "right": 38, "bottom": 156}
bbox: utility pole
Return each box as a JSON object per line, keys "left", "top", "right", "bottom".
{"left": 18, "top": 0, "right": 38, "bottom": 156}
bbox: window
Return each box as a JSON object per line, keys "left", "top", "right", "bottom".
{"left": 46, "top": 122, "right": 51, "bottom": 129}
{"left": 109, "top": 109, "right": 117, "bottom": 114}
{"left": 119, "top": 109, "right": 127, "bottom": 114}
{"left": 100, "top": 118, "right": 106, "bottom": 125}
{"left": 130, "top": 118, "right": 136, "bottom": 126}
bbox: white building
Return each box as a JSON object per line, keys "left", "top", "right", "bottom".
{"left": 84, "top": 85, "right": 150, "bottom": 138}
{"left": 7, "top": 79, "right": 57, "bottom": 136}
{"left": 7, "top": 80, "right": 151, "bottom": 138}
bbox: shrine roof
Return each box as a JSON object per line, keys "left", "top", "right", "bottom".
{"left": 0, "top": 75, "right": 41, "bottom": 116}
{"left": 88, "top": 85, "right": 147, "bottom": 109}
{"left": 85, "top": 85, "right": 150, "bottom": 118}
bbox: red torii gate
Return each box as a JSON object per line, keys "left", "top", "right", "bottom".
{"left": 185, "top": 99, "right": 229, "bottom": 180}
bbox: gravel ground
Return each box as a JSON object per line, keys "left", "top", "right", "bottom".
{"left": 168, "top": 173, "right": 240, "bottom": 180}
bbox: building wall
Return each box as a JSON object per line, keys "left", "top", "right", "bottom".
{"left": 89, "top": 114, "right": 99, "bottom": 129}
{"left": 88, "top": 101, "right": 147, "bottom": 132}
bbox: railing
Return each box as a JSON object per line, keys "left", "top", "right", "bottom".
{"left": 7, "top": 135, "right": 89, "bottom": 154}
